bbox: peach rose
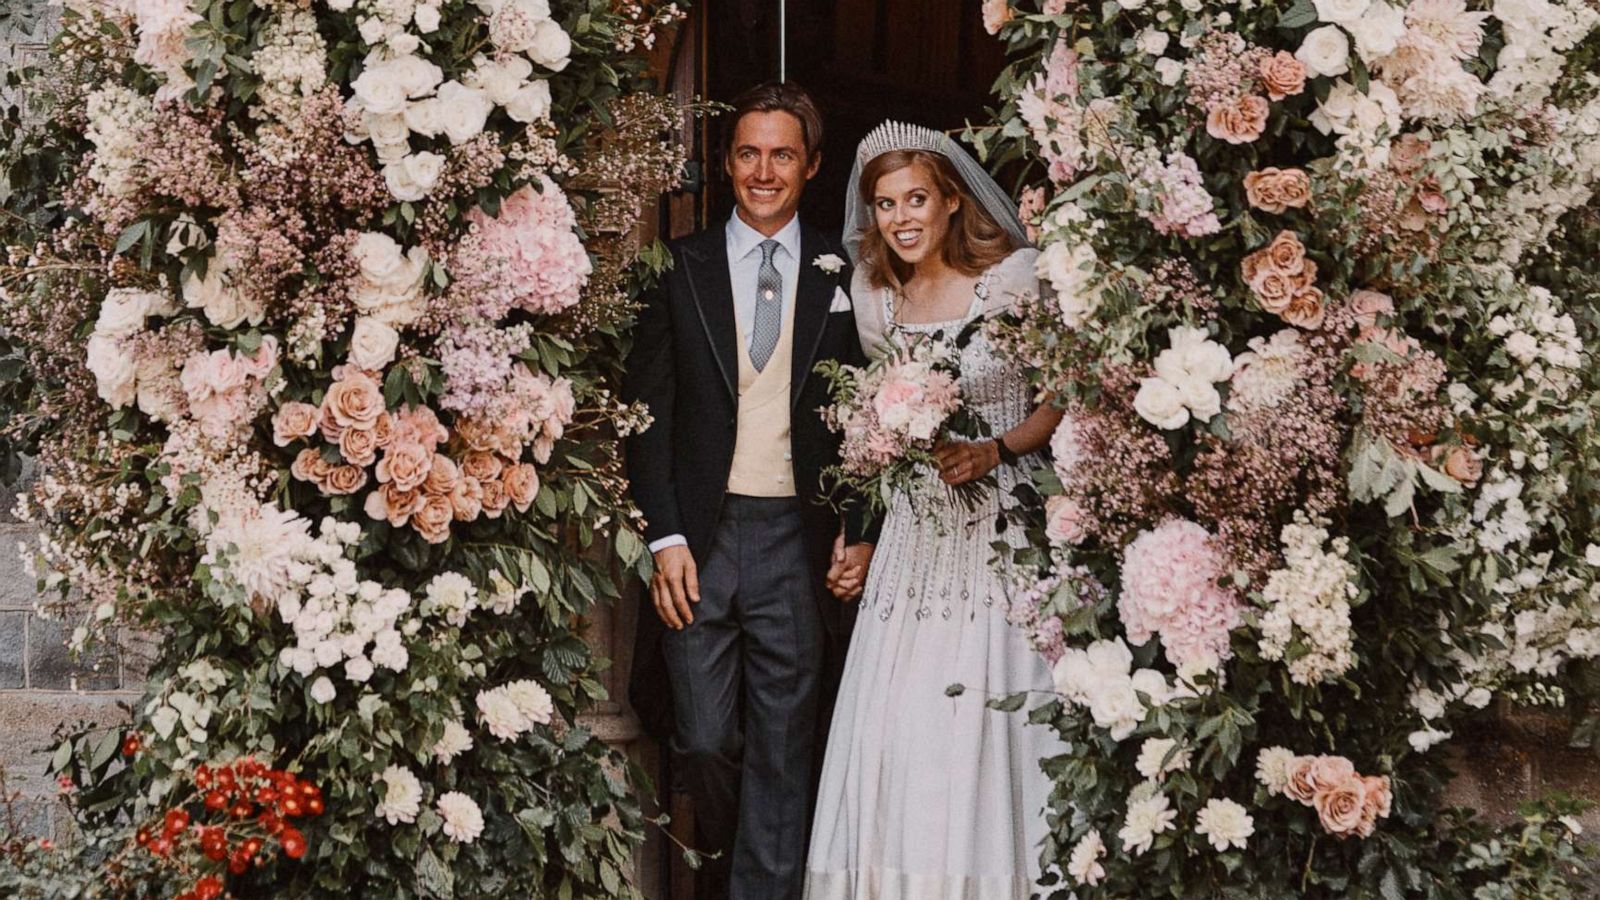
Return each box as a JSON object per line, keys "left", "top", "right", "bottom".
{"left": 324, "top": 372, "right": 385, "bottom": 430}
{"left": 376, "top": 441, "right": 432, "bottom": 492}
{"left": 1439, "top": 446, "right": 1482, "bottom": 486}
{"left": 412, "top": 494, "right": 454, "bottom": 544}
{"left": 1258, "top": 51, "right": 1307, "bottom": 101}
{"left": 1358, "top": 775, "right": 1392, "bottom": 837}
{"left": 272, "top": 402, "right": 320, "bottom": 447}
{"left": 372, "top": 411, "right": 395, "bottom": 449}
{"left": 424, "top": 454, "right": 460, "bottom": 495}
{"left": 1284, "top": 287, "right": 1327, "bottom": 330}
{"left": 1250, "top": 269, "right": 1299, "bottom": 314}
{"left": 1243, "top": 167, "right": 1312, "bottom": 215}
{"left": 504, "top": 463, "right": 540, "bottom": 512}
{"left": 454, "top": 417, "right": 498, "bottom": 453}
{"left": 339, "top": 425, "right": 381, "bottom": 467}
{"left": 1288, "top": 259, "right": 1319, "bottom": 292}
{"left": 1314, "top": 775, "right": 1369, "bottom": 838}
{"left": 982, "top": 0, "right": 1013, "bottom": 35}
{"left": 318, "top": 404, "right": 346, "bottom": 442}
{"left": 1349, "top": 289, "right": 1394, "bottom": 328}
{"left": 461, "top": 450, "right": 504, "bottom": 482}
{"left": 364, "top": 482, "right": 423, "bottom": 526}
{"left": 393, "top": 405, "right": 449, "bottom": 451}
{"left": 324, "top": 464, "right": 369, "bottom": 495}
{"left": 1205, "top": 94, "right": 1270, "bottom": 145}
{"left": 290, "top": 448, "right": 334, "bottom": 485}
{"left": 480, "top": 479, "right": 510, "bottom": 519}
{"left": 1310, "top": 755, "right": 1357, "bottom": 791}
{"left": 1265, "top": 231, "right": 1307, "bottom": 271}
{"left": 450, "top": 475, "right": 484, "bottom": 521}
{"left": 1390, "top": 134, "right": 1431, "bottom": 174}
{"left": 1285, "top": 756, "right": 1320, "bottom": 804}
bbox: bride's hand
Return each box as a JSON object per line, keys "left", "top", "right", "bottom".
{"left": 934, "top": 439, "right": 1000, "bottom": 486}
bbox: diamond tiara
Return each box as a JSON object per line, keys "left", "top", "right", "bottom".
{"left": 855, "top": 120, "right": 949, "bottom": 165}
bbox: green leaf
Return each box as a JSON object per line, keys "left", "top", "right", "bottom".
{"left": 418, "top": 846, "right": 454, "bottom": 897}
{"left": 1279, "top": 0, "right": 1319, "bottom": 29}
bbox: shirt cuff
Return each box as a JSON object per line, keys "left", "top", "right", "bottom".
{"left": 647, "top": 534, "right": 688, "bottom": 554}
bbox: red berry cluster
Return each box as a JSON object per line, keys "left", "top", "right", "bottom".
{"left": 133, "top": 757, "right": 325, "bottom": 900}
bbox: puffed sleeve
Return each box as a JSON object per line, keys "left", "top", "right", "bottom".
{"left": 980, "top": 247, "right": 1042, "bottom": 320}
{"left": 850, "top": 265, "right": 894, "bottom": 361}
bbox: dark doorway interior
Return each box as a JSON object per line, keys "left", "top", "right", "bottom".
{"left": 704, "top": 0, "right": 1010, "bottom": 237}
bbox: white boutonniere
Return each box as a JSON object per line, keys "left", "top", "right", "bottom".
{"left": 813, "top": 253, "right": 846, "bottom": 275}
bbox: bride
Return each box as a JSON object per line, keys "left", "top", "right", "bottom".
{"left": 804, "top": 122, "right": 1067, "bottom": 900}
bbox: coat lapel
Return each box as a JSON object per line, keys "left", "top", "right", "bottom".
{"left": 790, "top": 226, "right": 833, "bottom": 410}
{"left": 681, "top": 228, "right": 738, "bottom": 401}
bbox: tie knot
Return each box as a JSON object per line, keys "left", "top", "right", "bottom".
{"left": 759, "top": 239, "right": 780, "bottom": 263}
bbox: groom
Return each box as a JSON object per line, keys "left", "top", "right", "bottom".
{"left": 623, "top": 82, "right": 875, "bottom": 900}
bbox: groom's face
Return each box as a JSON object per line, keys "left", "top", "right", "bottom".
{"left": 727, "top": 110, "right": 819, "bottom": 236}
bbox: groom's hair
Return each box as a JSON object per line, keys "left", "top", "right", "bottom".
{"left": 724, "top": 82, "right": 824, "bottom": 162}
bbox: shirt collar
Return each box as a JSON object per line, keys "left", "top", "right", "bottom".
{"left": 726, "top": 212, "right": 801, "bottom": 263}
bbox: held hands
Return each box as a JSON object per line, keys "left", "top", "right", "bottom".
{"left": 935, "top": 439, "right": 1001, "bottom": 486}
{"left": 826, "top": 533, "right": 874, "bottom": 602}
{"left": 650, "top": 544, "right": 699, "bottom": 630}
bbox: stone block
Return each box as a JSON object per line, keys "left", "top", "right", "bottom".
{"left": 0, "top": 610, "right": 23, "bottom": 688}
{"left": 0, "top": 523, "right": 40, "bottom": 610}
{"left": 0, "top": 456, "right": 36, "bottom": 525}
{"left": 0, "top": 693, "right": 130, "bottom": 799}
{"left": 27, "top": 615, "right": 120, "bottom": 692}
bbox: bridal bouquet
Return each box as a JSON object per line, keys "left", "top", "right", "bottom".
{"left": 819, "top": 324, "right": 989, "bottom": 518}
{"left": 972, "top": 0, "right": 1600, "bottom": 895}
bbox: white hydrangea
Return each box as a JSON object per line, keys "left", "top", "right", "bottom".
{"left": 84, "top": 84, "right": 153, "bottom": 200}
{"left": 1229, "top": 329, "right": 1305, "bottom": 411}
{"left": 1257, "top": 517, "right": 1360, "bottom": 685}
{"left": 375, "top": 765, "right": 423, "bottom": 824}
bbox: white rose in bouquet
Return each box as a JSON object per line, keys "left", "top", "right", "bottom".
{"left": 1296, "top": 24, "right": 1352, "bottom": 77}
{"left": 349, "top": 317, "right": 401, "bottom": 370}
{"left": 402, "top": 98, "right": 445, "bottom": 138}
{"left": 505, "top": 80, "right": 553, "bottom": 123}
{"left": 437, "top": 81, "right": 494, "bottom": 144}
{"left": 528, "top": 20, "right": 573, "bottom": 71}
{"left": 1311, "top": 80, "right": 1401, "bottom": 141}
{"left": 386, "top": 53, "right": 445, "bottom": 98}
{"left": 1313, "top": 0, "right": 1370, "bottom": 25}
{"left": 366, "top": 110, "right": 412, "bottom": 145}
{"left": 1348, "top": 2, "right": 1406, "bottom": 60}
{"left": 96, "top": 287, "right": 169, "bottom": 337}
{"left": 351, "top": 63, "right": 410, "bottom": 116}
{"left": 1134, "top": 376, "right": 1190, "bottom": 430}
{"left": 86, "top": 334, "right": 137, "bottom": 408}
{"left": 1037, "top": 240, "right": 1101, "bottom": 327}
{"left": 383, "top": 151, "right": 445, "bottom": 202}
{"left": 1177, "top": 377, "right": 1224, "bottom": 421}
{"left": 469, "top": 54, "right": 534, "bottom": 105}
{"left": 1087, "top": 677, "right": 1144, "bottom": 740}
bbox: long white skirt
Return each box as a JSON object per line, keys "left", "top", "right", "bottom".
{"left": 804, "top": 485, "right": 1065, "bottom": 900}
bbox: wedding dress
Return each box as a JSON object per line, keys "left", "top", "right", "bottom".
{"left": 804, "top": 248, "right": 1065, "bottom": 900}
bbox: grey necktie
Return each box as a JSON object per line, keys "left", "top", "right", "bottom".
{"left": 749, "top": 239, "right": 782, "bottom": 372}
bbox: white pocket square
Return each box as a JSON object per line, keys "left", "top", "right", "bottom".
{"left": 828, "top": 287, "right": 853, "bottom": 313}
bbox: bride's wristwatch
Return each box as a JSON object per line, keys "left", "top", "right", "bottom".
{"left": 993, "top": 436, "right": 1020, "bottom": 467}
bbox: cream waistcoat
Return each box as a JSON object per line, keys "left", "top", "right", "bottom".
{"left": 727, "top": 291, "right": 798, "bottom": 497}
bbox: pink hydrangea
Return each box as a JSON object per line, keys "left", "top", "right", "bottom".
{"left": 457, "top": 177, "right": 592, "bottom": 318}
{"left": 1118, "top": 519, "right": 1242, "bottom": 670}
{"left": 179, "top": 337, "right": 278, "bottom": 440}
{"left": 1134, "top": 151, "right": 1221, "bottom": 239}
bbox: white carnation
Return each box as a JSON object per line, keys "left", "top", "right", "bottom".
{"left": 1315, "top": 0, "right": 1370, "bottom": 24}
{"left": 1255, "top": 746, "right": 1297, "bottom": 793}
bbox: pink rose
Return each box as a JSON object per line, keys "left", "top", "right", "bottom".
{"left": 1285, "top": 756, "right": 1320, "bottom": 804}
{"left": 1314, "top": 774, "right": 1369, "bottom": 838}
{"left": 324, "top": 372, "right": 385, "bottom": 430}
{"left": 412, "top": 494, "right": 454, "bottom": 544}
{"left": 290, "top": 448, "right": 333, "bottom": 485}
{"left": 240, "top": 335, "right": 279, "bottom": 379}
{"left": 1437, "top": 446, "right": 1482, "bottom": 486}
{"left": 480, "top": 479, "right": 510, "bottom": 518}
{"left": 504, "top": 463, "right": 540, "bottom": 512}
{"left": 424, "top": 454, "right": 460, "bottom": 495}
{"left": 1310, "top": 755, "right": 1357, "bottom": 791}
{"left": 339, "top": 425, "right": 381, "bottom": 467}
{"left": 461, "top": 450, "right": 504, "bottom": 482}
{"left": 1258, "top": 51, "right": 1307, "bottom": 101}
{"left": 982, "top": 0, "right": 1013, "bottom": 34}
{"left": 1358, "top": 775, "right": 1392, "bottom": 837}
{"left": 1044, "top": 495, "right": 1086, "bottom": 545}
{"left": 1390, "top": 134, "right": 1431, "bottom": 174}
{"left": 1250, "top": 269, "right": 1299, "bottom": 314}
{"left": 1349, "top": 290, "right": 1394, "bottom": 328}
{"left": 272, "top": 402, "right": 321, "bottom": 447}
{"left": 363, "top": 482, "right": 424, "bottom": 526}
{"left": 450, "top": 475, "right": 484, "bottom": 521}
{"left": 1283, "top": 288, "right": 1327, "bottom": 330}
{"left": 1242, "top": 167, "right": 1312, "bottom": 215}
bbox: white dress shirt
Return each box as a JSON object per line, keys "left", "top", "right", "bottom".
{"left": 647, "top": 213, "right": 802, "bottom": 556}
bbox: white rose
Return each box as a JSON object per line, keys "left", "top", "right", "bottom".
{"left": 366, "top": 111, "right": 412, "bottom": 145}
{"left": 344, "top": 656, "right": 375, "bottom": 683}
{"left": 354, "top": 232, "right": 410, "bottom": 283}
{"left": 471, "top": 56, "right": 534, "bottom": 104}
{"left": 388, "top": 33, "right": 421, "bottom": 56}
{"left": 1296, "top": 24, "right": 1352, "bottom": 78}
{"left": 1086, "top": 637, "right": 1134, "bottom": 675}
{"left": 86, "top": 334, "right": 137, "bottom": 408}
{"left": 349, "top": 317, "right": 401, "bottom": 370}
{"left": 182, "top": 262, "right": 262, "bottom": 329}
{"left": 402, "top": 98, "right": 445, "bottom": 138}
{"left": 310, "top": 675, "right": 337, "bottom": 704}
{"left": 414, "top": 4, "right": 441, "bottom": 32}
{"left": 1087, "top": 678, "right": 1143, "bottom": 740}
{"left": 1313, "top": 0, "right": 1370, "bottom": 24}
{"left": 1463, "top": 687, "right": 1492, "bottom": 708}
{"left": 383, "top": 152, "right": 445, "bottom": 202}
{"left": 96, "top": 288, "right": 163, "bottom": 337}
{"left": 1134, "top": 377, "right": 1190, "bottom": 430}
{"left": 1155, "top": 57, "right": 1185, "bottom": 86}
{"left": 1130, "top": 668, "right": 1174, "bottom": 706}
{"left": 1164, "top": 326, "right": 1234, "bottom": 383}
{"left": 387, "top": 54, "right": 445, "bottom": 97}
{"left": 374, "top": 140, "right": 412, "bottom": 164}
{"left": 1037, "top": 241, "right": 1101, "bottom": 327}
{"left": 1136, "top": 28, "right": 1170, "bottom": 56}
{"left": 1118, "top": 0, "right": 1146, "bottom": 8}
{"left": 1177, "top": 377, "right": 1223, "bottom": 421}
{"left": 527, "top": 19, "right": 573, "bottom": 71}
{"left": 436, "top": 81, "right": 494, "bottom": 144}
{"left": 357, "top": 15, "right": 391, "bottom": 46}
{"left": 1051, "top": 650, "right": 1100, "bottom": 703}
{"left": 1347, "top": 2, "right": 1406, "bottom": 61}
{"left": 1408, "top": 726, "right": 1452, "bottom": 752}
{"left": 504, "top": 80, "right": 552, "bottom": 123}
{"left": 351, "top": 64, "right": 409, "bottom": 116}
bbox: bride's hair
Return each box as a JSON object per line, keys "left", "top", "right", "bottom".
{"left": 855, "top": 149, "right": 1018, "bottom": 291}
